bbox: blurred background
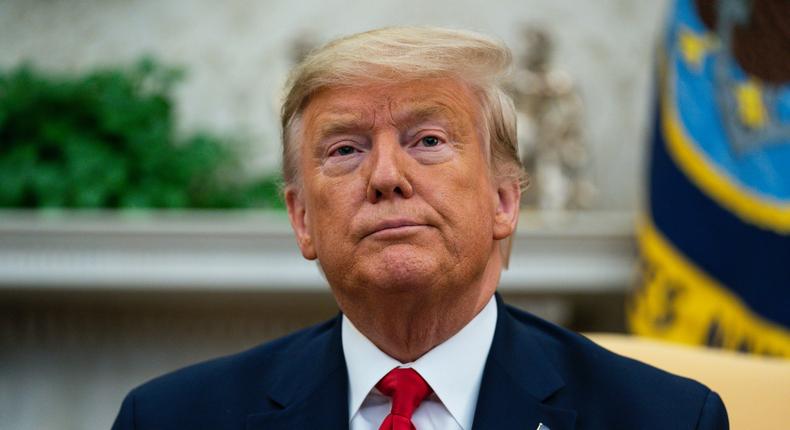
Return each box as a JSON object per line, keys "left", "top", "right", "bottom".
{"left": 1, "top": 0, "right": 788, "bottom": 429}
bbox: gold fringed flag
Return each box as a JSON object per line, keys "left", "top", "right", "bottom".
{"left": 629, "top": 0, "right": 790, "bottom": 357}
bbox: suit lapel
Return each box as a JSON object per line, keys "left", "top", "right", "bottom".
{"left": 246, "top": 315, "right": 349, "bottom": 430}
{"left": 245, "top": 295, "right": 577, "bottom": 429}
{"left": 472, "top": 295, "right": 577, "bottom": 430}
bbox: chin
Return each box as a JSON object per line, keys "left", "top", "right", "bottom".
{"left": 357, "top": 245, "right": 444, "bottom": 294}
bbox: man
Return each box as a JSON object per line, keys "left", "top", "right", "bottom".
{"left": 112, "top": 27, "right": 728, "bottom": 429}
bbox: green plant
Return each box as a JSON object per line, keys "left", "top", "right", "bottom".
{"left": 0, "top": 58, "right": 283, "bottom": 209}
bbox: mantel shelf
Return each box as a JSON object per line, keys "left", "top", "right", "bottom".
{"left": 0, "top": 209, "right": 637, "bottom": 293}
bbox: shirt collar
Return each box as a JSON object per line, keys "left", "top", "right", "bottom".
{"left": 342, "top": 295, "right": 498, "bottom": 430}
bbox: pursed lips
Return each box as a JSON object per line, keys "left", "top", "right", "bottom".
{"left": 362, "top": 218, "right": 430, "bottom": 239}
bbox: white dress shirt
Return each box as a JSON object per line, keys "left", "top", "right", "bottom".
{"left": 342, "top": 295, "right": 497, "bottom": 430}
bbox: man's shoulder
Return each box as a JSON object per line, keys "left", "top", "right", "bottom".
{"left": 113, "top": 316, "right": 341, "bottom": 430}
{"left": 133, "top": 315, "right": 338, "bottom": 395}
{"left": 501, "top": 303, "right": 728, "bottom": 428}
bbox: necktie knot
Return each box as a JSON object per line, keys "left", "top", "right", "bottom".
{"left": 376, "top": 368, "right": 433, "bottom": 428}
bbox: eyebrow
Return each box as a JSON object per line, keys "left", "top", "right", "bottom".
{"left": 316, "top": 119, "right": 368, "bottom": 141}
{"left": 310, "top": 110, "right": 372, "bottom": 144}
{"left": 391, "top": 104, "right": 456, "bottom": 131}
{"left": 309, "top": 101, "right": 466, "bottom": 145}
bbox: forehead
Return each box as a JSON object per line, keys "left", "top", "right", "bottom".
{"left": 301, "top": 78, "right": 482, "bottom": 132}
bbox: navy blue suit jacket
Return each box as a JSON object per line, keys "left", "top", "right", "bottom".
{"left": 112, "top": 294, "right": 728, "bottom": 429}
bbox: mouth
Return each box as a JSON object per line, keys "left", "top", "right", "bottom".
{"left": 363, "top": 219, "right": 430, "bottom": 240}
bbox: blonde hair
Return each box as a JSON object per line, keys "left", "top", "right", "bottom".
{"left": 280, "top": 26, "right": 526, "bottom": 188}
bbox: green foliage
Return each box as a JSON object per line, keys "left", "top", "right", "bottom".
{"left": 0, "top": 58, "right": 283, "bottom": 209}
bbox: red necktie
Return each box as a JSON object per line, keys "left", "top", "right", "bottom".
{"left": 376, "top": 368, "right": 433, "bottom": 430}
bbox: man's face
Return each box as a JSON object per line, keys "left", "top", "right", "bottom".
{"left": 285, "top": 77, "right": 519, "bottom": 308}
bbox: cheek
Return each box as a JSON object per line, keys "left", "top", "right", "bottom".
{"left": 425, "top": 165, "right": 496, "bottom": 229}
{"left": 306, "top": 178, "right": 363, "bottom": 237}
{"left": 449, "top": 155, "right": 494, "bottom": 202}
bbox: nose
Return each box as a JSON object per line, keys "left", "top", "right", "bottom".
{"left": 365, "top": 133, "right": 414, "bottom": 203}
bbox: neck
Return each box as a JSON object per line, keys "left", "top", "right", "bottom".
{"left": 339, "top": 251, "right": 502, "bottom": 363}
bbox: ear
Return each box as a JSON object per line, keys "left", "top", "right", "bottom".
{"left": 285, "top": 185, "right": 317, "bottom": 260}
{"left": 492, "top": 179, "right": 521, "bottom": 241}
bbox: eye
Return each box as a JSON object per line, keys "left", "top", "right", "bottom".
{"left": 330, "top": 145, "right": 358, "bottom": 157}
{"left": 418, "top": 135, "right": 442, "bottom": 147}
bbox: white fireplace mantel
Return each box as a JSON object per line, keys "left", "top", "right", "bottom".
{"left": 0, "top": 209, "right": 637, "bottom": 293}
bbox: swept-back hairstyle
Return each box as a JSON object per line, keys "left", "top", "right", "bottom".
{"left": 280, "top": 26, "right": 526, "bottom": 188}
